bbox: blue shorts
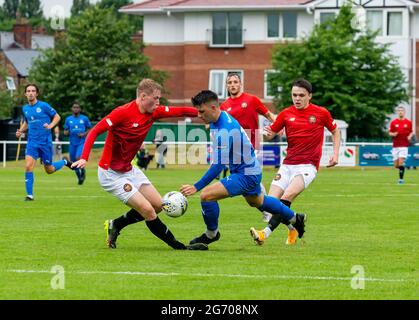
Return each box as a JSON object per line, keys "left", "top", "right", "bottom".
{"left": 220, "top": 173, "right": 262, "bottom": 197}
{"left": 25, "top": 142, "right": 53, "bottom": 166}
{"left": 69, "top": 143, "right": 84, "bottom": 162}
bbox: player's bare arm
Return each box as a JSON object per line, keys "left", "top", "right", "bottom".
{"left": 72, "top": 159, "right": 87, "bottom": 169}
{"left": 264, "top": 111, "right": 277, "bottom": 123}
{"left": 16, "top": 122, "right": 28, "bottom": 138}
{"left": 43, "top": 113, "right": 61, "bottom": 130}
{"left": 327, "top": 128, "right": 341, "bottom": 168}
{"left": 180, "top": 185, "right": 197, "bottom": 197}
{"left": 78, "top": 128, "right": 91, "bottom": 137}
{"left": 389, "top": 131, "right": 398, "bottom": 137}
{"left": 407, "top": 132, "right": 414, "bottom": 141}
{"left": 263, "top": 125, "right": 277, "bottom": 140}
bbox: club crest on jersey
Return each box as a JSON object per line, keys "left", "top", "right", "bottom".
{"left": 123, "top": 183, "right": 132, "bottom": 192}
{"left": 241, "top": 102, "right": 247, "bottom": 109}
{"left": 36, "top": 108, "right": 42, "bottom": 113}
{"left": 132, "top": 123, "right": 139, "bottom": 127}
{"left": 308, "top": 115, "right": 316, "bottom": 124}
{"left": 274, "top": 173, "right": 281, "bottom": 181}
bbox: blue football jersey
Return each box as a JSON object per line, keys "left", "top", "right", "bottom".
{"left": 210, "top": 111, "right": 261, "bottom": 175}
{"left": 23, "top": 100, "right": 57, "bottom": 144}
{"left": 64, "top": 115, "right": 92, "bottom": 145}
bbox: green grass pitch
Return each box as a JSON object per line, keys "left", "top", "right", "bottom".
{"left": 0, "top": 161, "right": 417, "bottom": 299}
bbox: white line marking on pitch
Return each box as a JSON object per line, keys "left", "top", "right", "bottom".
{"left": 5, "top": 269, "right": 408, "bottom": 283}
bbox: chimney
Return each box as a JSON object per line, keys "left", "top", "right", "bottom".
{"left": 13, "top": 12, "right": 32, "bottom": 49}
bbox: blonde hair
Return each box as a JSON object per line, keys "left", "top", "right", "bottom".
{"left": 137, "top": 78, "right": 163, "bottom": 97}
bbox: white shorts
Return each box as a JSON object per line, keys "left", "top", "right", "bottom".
{"left": 392, "top": 147, "right": 408, "bottom": 161}
{"left": 98, "top": 166, "right": 151, "bottom": 203}
{"left": 270, "top": 164, "right": 317, "bottom": 190}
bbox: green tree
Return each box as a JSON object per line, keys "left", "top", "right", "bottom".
{"left": 71, "top": 0, "right": 91, "bottom": 17}
{"left": 98, "top": 0, "right": 142, "bottom": 31}
{"left": 98, "top": 0, "right": 132, "bottom": 10}
{"left": 19, "top": 0, "right": 43, "bottom": 19}
{"left": 268, "top": 5, "right": 409, "bottom": 139}
{"left": 29, "top": 6, "right": 166, "bottom": 120}
{"left": 0, "top": 67, "right": 13, "bottom": 119}
{"left": 2, "top": 0, "right": 19, "bottom": 18}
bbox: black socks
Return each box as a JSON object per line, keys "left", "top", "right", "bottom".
{"left": 399, "top": 166, "right": 405, "bottom": 180}
{"left": 145, "top": 217, "right": 186, "bottom": 249}
{"left": 113, "top": 208, "right": 144, "bottom": 230}
{"left": 268, "top": 199, "right": 292, "bottom": 231}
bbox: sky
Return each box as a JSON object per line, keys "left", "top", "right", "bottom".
{"left": 0, "top": 0, "right": 142, "bottom": 18}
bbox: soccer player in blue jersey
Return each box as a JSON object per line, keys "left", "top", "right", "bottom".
{"left": 64, "top": 103, "right": 92, "bottom": 185}
{"left": 180, "top": 90, "right": 306, "bottom": 246}
{"left": 15, "top": 84, "right": 73, "bottom": 201}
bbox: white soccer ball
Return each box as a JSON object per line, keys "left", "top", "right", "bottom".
{"left": 162, "top": 191, "right": 188, "bottom": 218}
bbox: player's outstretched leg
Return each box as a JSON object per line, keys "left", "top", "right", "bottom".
{"left": 25, "top": 172, "right": 34, "bottom": 201}
{"left": 104, "top": 219, "right": 120, "bottom": 249}
{"left": 290, "top": 213, "right": 307, "bottom": 243}
{"left": 250, "top": 195, "right": 306, "bottom": 245}
{"left": 146, "top": 216, "right": 208, "bottom": 250}
{"left": 190, "top": 231, "right": 221, "bottom": 245}
{"left": 190, "top": 201, "right": 221, "bottom": 245}
{"left": 61, "top": 156, "right": 74, "bottom": 170}
{"left": 398, "top": 165, "right": 405, "bottom": 184}
{"left": 104, "top": 208, "right": 145, "bottom": 248}
{"left": 250, "top": 227, "right": 265, "bottom": 245}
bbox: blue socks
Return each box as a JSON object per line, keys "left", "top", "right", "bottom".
{"left": 201, "top": 201, "right": 220, "bottom": 231}
{"left": 25, "top": 172, "right": 34, "bottom": 197}
{"left": 258, "top": 195, "right": 295, "bottom": 221}
{"left": 51, "top": 159, "right": 66, "bottom": 172}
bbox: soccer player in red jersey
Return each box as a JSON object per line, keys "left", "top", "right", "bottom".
{"left": 72, "top": 79, "right": 206, "bottom": 251}
{"left": 389, "top": 106, "right": 413, "bottom": 184}
{"left": 220, "top": 73, "right": 276, "bottom": 150}
{"left": 250, "top": 78, "right": 341, "bottom": 246}
{"left": 220, "top": 73, "right": 276, "bottom": 220}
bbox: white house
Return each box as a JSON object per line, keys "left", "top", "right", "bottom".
{"left": 120, "top": 0, "right": 419, "bottom": 136}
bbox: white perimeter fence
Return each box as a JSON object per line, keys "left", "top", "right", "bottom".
{"left": 2, "top": 140, "right": 418, "bottom": 168}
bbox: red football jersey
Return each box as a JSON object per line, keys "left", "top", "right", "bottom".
{"left": 220, "top": 92, "right": 269, "bottom": 149}
{"left": 389, "top": 118, "right": 412, "bottom": 147}
{"left": 81, "top": 100, "right": 198, "bottom": 172}
{"left": 270, "top": 104, "right": 337, "bottom": 170}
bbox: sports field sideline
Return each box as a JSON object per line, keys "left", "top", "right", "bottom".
{"left": 0, "top": 161, "right": 417, "bottom": 299}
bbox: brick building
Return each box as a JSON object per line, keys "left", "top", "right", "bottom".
{"left": 0, "top": 18, "right": 54, "bottom": 93}
{"left": 120, "top": 0, "right": 419, "bottom": 136}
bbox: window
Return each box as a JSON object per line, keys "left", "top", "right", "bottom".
{"left": 320, "top": 12, "right": 336, "bottom": 24}
{"left": 264, "top": 70, "right": 280, "bottom": 99}
{"left": 366, "top": 11, "right": 383, "bottom": 35}
{"left": 283, "top": 12, "right": 297, "bottom": 38}
{"left": 267, "top": 12, "right": 297, "bottom": 39}
{"left": 209, "top": 70, "right": 243, "bottom": 99}
{"left": 267, "top": 13, "right": 279, "bottom": 38}
{"left": 212, "top": 13, "right": 243, "bottom": 47}
{"left": 6, "top": 77, "right": 16, "bottom": 90}
{"left": 387, "top": 12, "right": 402, "bottom": 36}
